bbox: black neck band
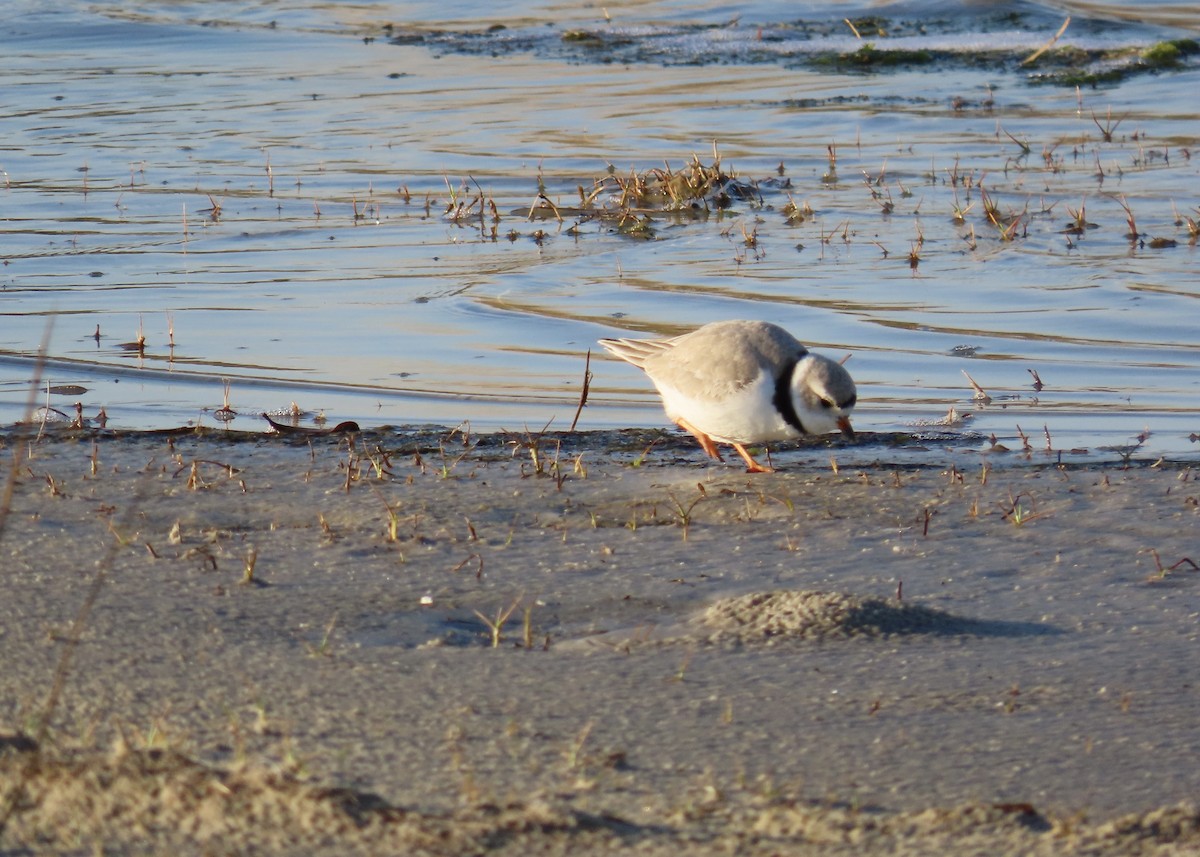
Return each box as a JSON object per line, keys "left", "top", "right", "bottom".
{"left": 773, "top": 354, "right": 807, "bottom": 435}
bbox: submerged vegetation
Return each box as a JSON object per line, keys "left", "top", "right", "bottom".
{"left": 1026, "top": 38, "right": 1200, "bottom": 86}
{"left": 397, "top": 17, "right": 1200, "bottom": 87}
{"left": 811, "top": 42, "right": 935, "bottom": 70}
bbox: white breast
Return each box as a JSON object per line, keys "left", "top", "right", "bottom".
{"left": 654, "top": 366, "right": 799, "bottom": 445}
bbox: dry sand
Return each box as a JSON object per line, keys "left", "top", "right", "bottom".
{"left": 1, "top": 426, "right": 1198, "bottom": 855}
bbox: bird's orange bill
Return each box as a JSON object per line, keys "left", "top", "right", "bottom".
{"left": 837, "top": 416, "right": 855, "bottom": 440}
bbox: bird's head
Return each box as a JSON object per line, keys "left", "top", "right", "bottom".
{"left": 791, "top": 354, "right": 857, "bottom": 439}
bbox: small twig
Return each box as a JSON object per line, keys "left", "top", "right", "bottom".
{"left": 1021, "top": 16, "right": 1070, "bottom": 65}
{"left": 473, "top": 595, "right": 524, "bottom": 648}
{"left": 1146, "top": 549, "right": 1199, "bottom": 578}
{"left": 3, "top": 321, "right": 54, "bottom": 538}
{"left": 999, "top": 124, "right": 1032, "bottom": 154}
{"left": 961, "top": 370, "right": 992, "bottom": 404}
{"left": 569, "top": 349, "right": 593, "bottom": 432}
{"left": 451, "top": 553, "right": 485, "bottom": 580}
{"left": 527, "top": 193, "right": 563, "bottom": 223}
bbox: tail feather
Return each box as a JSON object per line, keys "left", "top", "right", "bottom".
{"left": 597, "top": 336, "right": 677, "bottom": 368}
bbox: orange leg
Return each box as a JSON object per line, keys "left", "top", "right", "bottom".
{"left": 733, "top": 443, "right": 774, "bottom": 473}
{"left": 676, "top": 418, "right": 774, "bottom": 473}
{"left": 674, "top": 417, "right": 724, "bottom": 462}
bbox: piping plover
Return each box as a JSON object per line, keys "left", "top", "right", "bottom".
{"left": 599, "top": 320, "right": 856, "bottom": 472}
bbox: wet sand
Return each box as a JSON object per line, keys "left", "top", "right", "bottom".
{"left": 1, "top": 428, "right": 1198, "bottom": 855}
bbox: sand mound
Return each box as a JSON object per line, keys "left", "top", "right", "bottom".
{"left": 3, "top": 740, "right": 1199, "bottom": 856}
{"left": 0, "top": 740, "right": 577, "bottom": 855}
{"left": 1, "top": 742, "right": 418, "bottom": 854}
{"left": 700, "top": 590, "right": 970, "bottom": 643}
{"left": 751, "top": 799, "right": 1052, "bottom": 845}
{"left": 3, "top": 737, "right": 1199, "bottom": 856}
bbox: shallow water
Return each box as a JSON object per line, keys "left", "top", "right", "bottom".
{"left": 1, "top": 0, "right": 1197, "bottom": 460}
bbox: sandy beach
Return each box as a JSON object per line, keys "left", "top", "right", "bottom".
{"left": 1, "top": 427, "right": 1198, "bottom": 854}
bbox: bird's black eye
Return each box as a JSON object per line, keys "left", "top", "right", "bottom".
{"left": 819, "top": 399, "right": 834, "bottom": 410}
